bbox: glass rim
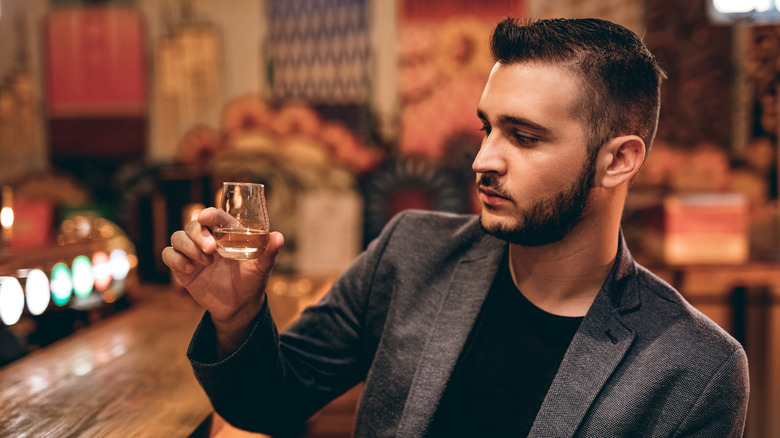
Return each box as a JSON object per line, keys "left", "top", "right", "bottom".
{"left": 222, "top": 181, "right": 265, "bottom": 188}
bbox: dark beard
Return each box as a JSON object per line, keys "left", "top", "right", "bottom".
{"left": 479, "top": 155, "right": 597, "bottom": 247}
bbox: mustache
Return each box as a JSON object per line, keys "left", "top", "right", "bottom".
{"left": 477, "top": 174, "right": 511, "bottom": 199}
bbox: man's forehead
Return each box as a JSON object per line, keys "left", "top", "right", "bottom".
{"left": 479, "top": 62, "right": 583, "bottom": 124}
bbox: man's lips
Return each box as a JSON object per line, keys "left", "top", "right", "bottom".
{"left": 478, "top": 186, "right": 511, "bottom": 206}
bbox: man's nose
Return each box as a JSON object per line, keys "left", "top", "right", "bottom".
{"left": 472, "top": 137, "right": 506, "bottom": 175}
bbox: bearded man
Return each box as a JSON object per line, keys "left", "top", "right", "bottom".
{"left": 164, "top": 17, "right": 749, "bottom": 437}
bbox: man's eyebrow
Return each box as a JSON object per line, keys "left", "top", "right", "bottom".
{"left": 476, "top": 109, "right": 551, "bottom": 134}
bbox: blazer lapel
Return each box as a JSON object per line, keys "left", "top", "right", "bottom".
{"left": 396, "top": 240, "right": 505, "bottom": 437}
{"left": 528, "top": 236, "right": 639, "bottom": 438}
{"left": 529, "top": 296, "right": 635, "bottom": 437}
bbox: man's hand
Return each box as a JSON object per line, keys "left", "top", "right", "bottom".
{"left": 162, "top": 207, "right": 284, "bottom": 352}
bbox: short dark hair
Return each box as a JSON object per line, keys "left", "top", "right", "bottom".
{"left": 490, "top": 17, "right": 666, "bottom": 155}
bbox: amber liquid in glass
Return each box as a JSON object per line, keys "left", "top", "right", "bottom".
{"left": 213, "top": 228, "right": 269, "bottom": 260}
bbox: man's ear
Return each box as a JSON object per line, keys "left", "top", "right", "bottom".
{"left": 597, "top": 135, "right": 645, "bottom": 189}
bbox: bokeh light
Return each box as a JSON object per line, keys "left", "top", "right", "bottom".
{"left": 0, "top": 276, "right": 25, "bottom": 325}
{"left": 72, "top": 255, "right": 94, "bottom": 298}
{"left": 50, "top": 263, "right": 73, "bottom": 306}
{"left": 92, "top": 251, "right": 111, "bottom": 291}
{"left": 25, "top": 269, "right": 51, "bottom": 315}
{"left": 0, "top": 206, "right": 12, "bottom": 228}
{"left": 109, "top": 249, "right": 130, "bottom": 281}
{"left": 102, "top": 289, "right": 117, "bottom": 304}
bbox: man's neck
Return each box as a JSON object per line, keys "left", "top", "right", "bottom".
{"left": 508, "top": 223, "right": 619, "bottom": 317}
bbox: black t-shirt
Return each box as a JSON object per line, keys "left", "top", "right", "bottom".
{"left": 428, "top": 253, "right": 583, "bottom": 437}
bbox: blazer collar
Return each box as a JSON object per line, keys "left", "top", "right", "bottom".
{"left": 529, "top": 232, "right": 639, "bottom": 437}
{"left": 601, "top": 232, "right": 641, "bottom": 314}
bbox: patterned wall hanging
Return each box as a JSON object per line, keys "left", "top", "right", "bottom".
{"left": 746, "top": 25, "right": 780, "bottom": 142}
{"left": 45, "top": 7, "right": 146, "bottom": 118}
{"left": 644, "top": 0, "right": 733, "bottom": 149}
{"left": 266, "top": 0, "right": 370, "bottom": 105}
{"left": 742, "top": 24, "right": 780, "bottom": 199}
{"left": 44, "top": 6, "right": 147, "bottom": 161}
{"left": 398, "top": 0, "right": 526, "bottom": 160}
{"left": 0, "top": 72, "right": 42, "bottom": 184}
{"left": 0, "top": 15, "right": 43, "bottom": 185}
{"left": 155, "top": 4, "right": 222, "bottom": 159}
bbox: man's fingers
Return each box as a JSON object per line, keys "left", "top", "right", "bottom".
{"left": 195, "top": 207, "right": 220, "bottom": 226}
{"left": 173, "top": 228, "right": 215, "bottom": 265}
{"left": 265, "top": 231, "right": 284, "bottom": 256}
{"left": 161, "top": 246, "right": 196, "bottom": 276}
{"left": 197, "top": 207, "right": 241, "bottom": 229}
{"left": 195, "top": 207, "right": 247, "bottom": 254}
{"left": 255, "top": 231, "right": 284, "bottom": 275}
{"left": 185, "top": 217, "right": 217, "bottom": 255}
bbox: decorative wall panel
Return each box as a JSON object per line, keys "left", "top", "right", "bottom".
{"left": 45, "top": 7, "right": 146, "bottom": 117}
{"left": 266, "top": 0, "right": 370, "bottom": 104}
{"left": 156, "top": 21, "right": 222, "bottom": 159}
{"left": 644, "top": 0, "right": 733, "bottom": 149}
{"left": 397, "top": 0, "right": 525, "bottom": 160}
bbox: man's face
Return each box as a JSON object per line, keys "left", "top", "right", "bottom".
{"left": 473, "top": 62, "right": 596, "bottom": 246}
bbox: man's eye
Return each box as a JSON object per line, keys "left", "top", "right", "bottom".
{"left": 479, "top": 124, "right": 491, "bottom": 134}
{"left": 514, "top": 133, "right": 538, "bottom": 144}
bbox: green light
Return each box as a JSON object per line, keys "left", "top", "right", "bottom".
{"left": 72, "top": 255, "right": 94, "bottom": 298}
{"left": 51, "top": 263, "right": 73, "bottom": 306}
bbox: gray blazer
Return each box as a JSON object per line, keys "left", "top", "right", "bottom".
{"left": 189, "top": 210, "right": 749, "bottom": 437}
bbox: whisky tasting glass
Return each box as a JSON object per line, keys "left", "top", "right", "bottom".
{"left": 214, "top": 182, "right": 270, "bottom": 260}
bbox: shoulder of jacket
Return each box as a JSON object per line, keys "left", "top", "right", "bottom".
{"left": 379, "top": 210, "right": 501, "bottom": 260}
{"left": 386, "top": 210, "right": 488, "bottom": 245}
{"left": 632, "top": 264, "right": 745, "bottom": 356}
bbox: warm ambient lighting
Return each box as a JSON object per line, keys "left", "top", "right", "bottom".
{"left": 50, "top": 263, "right": 73, "bottom": 306}
{"left": 0, "top": 276, "right": 25, "bottom": 326}
{"left": 0, "top": 211, "right": 136, "bottom": 321}
{"left": 0, "top": 207, "right": 12, "bottom": 229}
{"left": 25, "top": 269, "right": 51, "bottom": 316}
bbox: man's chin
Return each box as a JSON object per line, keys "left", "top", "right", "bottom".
{"left": 478, "top": 212, "right": 516, "bottom": 238}
{"left": 478, "top": 212, "right": 565, "bottom": 247}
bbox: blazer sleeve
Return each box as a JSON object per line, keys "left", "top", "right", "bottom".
{"left": 672, "top": 347, "right": 750, "bottom": 438}
{"left": 186, "top": 211, "right": 407, "bottom": 434}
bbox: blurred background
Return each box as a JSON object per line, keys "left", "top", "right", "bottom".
{"left": 0, "top": 0, "right": 778, "bottom": 437}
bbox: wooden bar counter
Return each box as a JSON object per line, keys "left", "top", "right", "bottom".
{"left": 0, "top": 276, "right": 359, "bottom": 438}
{"left": 0, "top": 284, "right": 213, "bottom": 437}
